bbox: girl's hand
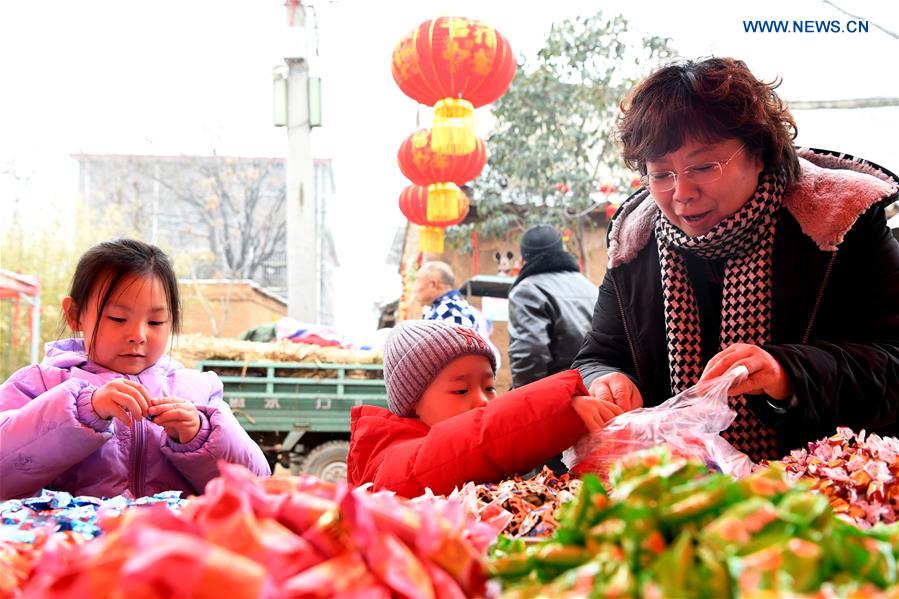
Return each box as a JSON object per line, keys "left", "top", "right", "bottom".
{"left": 92, "top": 379, "right": 151, "bottom": 426}
{"left": 571, "top": 396, "right": 624, "bottom": 432}
{"left": 700, "top": 343, "right": 793, "bottom": 400}
{"left": 588, "top": 372, "right": 643, "bottom": 413}
{"left": 148, "top": 397, "right": 201, "bottom": 443}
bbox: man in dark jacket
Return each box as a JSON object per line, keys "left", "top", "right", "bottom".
{"left": 508, "top": 225, "right": 598, "bottom": 388}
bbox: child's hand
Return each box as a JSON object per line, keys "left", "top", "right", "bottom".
{"left": 571, "top": 396, "right": 624, "bottom": 432}
{"left": 148, "top": 397, "right": 201, "bottom": 443}
{"left": 92, "top": 379, "right": 151, "bottom": 426}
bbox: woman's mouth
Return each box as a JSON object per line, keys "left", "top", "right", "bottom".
{"left": 681, "top": 211, "right": 711, "bottom": 224}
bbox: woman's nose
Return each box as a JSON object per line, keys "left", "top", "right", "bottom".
{"left": 671, "top": 173, "right": 697, "bottom": 204}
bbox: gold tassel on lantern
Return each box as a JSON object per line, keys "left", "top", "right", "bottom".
{"left": 419, "top": 226, "right": 445, "bottom": 254}
{"left": 431, "top": 98, "right": 476, "bottom": 155}
{"left": 426, "top": 183, "right": 461, "bottom": 221}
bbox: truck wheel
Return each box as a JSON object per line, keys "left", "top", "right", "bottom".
{"left": 299, "top": 441, "right": 350, "bottom": 483}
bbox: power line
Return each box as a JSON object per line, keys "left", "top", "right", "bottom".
{"left": 821, "top": 0, "right": 899, "bottom": 40}
{"left": 788, "top": 97, "right": 899, "bottom": 109}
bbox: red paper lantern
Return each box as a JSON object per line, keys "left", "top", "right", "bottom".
{"left": 397, "top": 129, "right": 487, "bottom": 186}
{"left": 598, "top": 183, "right": 616, "bottom": 194}
{"left": 399, "top": 185, "right": 470, "bottom": 253}
{"left": 397, "top": 129, "right": 486, "bottom": 220}
{"left": 392, "top": 16, "right": 516, "bottom": 155}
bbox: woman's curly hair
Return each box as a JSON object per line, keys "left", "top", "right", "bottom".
{"left": 617, "top": 57, "right": 800, "bottom": 187}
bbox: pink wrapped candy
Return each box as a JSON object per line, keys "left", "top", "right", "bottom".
{"left": 777, "top": 428, "right": 899, "bottom": 528}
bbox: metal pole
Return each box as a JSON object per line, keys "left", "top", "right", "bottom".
{"left": 30, "top": 294, "right": 40, "bottom": 364}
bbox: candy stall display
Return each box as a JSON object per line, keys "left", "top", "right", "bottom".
{"left": 3, "top": 430, "right": 898, "bottom": 598}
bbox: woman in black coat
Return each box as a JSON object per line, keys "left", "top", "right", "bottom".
{"left": 572, "top": 57, "right": 899, "bottom": 461}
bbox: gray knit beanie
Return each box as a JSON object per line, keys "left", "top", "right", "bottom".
{"left": 383, "top": 320, "right": 497, "bottom": 417}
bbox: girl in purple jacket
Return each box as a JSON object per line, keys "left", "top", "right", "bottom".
{"left": 0, "top": 239, "right": 270, "bottom": 500}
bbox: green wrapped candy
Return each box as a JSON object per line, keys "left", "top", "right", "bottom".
{"left": 614, "top": 460, "right": 707, "bottom": 502}
{"left": 541, "top": 560, "right": 602, "bottom": 596}
{"left": 660, "top": 484, "right": 731, "bottom": 525}
{"left": 556, "top": 475, "right": 609, "bottom": 545}
{"left": 608, "top": 445, "right": 673, "bottom": 488}
{"left": 729, "top": 545, "right": 783, "bottom": 594}
{"left": 694, "top": 543, "right": 731, "bottom": 598}
{"left": 650, "top": 530, "right": 695, "bottom": 596}
{"left": 534, "top": 543, "right": 592, "bottom": 565}
{"left": 591, "top": 560, "right": 635, "bottom": 599}
{"left": 491, "top": 447, "right": 899, "bottom": 599}
{"left": 588, "top": 518, "right": 626, "bottom": 544}
{"left": 776, "top": 490, "right": 831, "bottom": 530}
{"left": 734, "top": 464, "right": 792, "bottom": 499}
{"left": 488, "top": 552, "right": 533, "bottom": 579}
{"left": 832, "top": 533, "right": 897, "bottom": 588}
{"left": 781, "top": 537, "right": 827, "bottom": 593}
{"left": 701, "top": 497, "right": 779, "bottom": 553}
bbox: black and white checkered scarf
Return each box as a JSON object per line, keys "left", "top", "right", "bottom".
{"left": 654, "top": 169, "right": 785, "bottom": 461}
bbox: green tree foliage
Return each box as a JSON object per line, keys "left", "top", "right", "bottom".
{"left": 449, "top": 12, "right": 673, "bottom": 267}
{"left": 0, "top": 194, "right": 132, "bottom": 380}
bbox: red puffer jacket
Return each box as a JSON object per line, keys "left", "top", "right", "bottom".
{"left": 347, "top": 370, "right": 588, "bottom": 498}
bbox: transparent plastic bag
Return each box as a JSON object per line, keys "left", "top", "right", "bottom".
{"left": 562, "top": 366, "right": 755, "bottom": 480}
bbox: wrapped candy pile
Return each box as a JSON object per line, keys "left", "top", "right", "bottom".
{"left": 0, "top": 490, "right": 186, "bottom": 598}
{"left": 777, "top": 427, "right": 899, "bottom": 528}
{"left": 462, "top": 468, "right": 581, "bottom": 538}
{"left": 5, "top": 462, "right": 507, "bottom": 598}
{"left": 0, "top": 490, "right": 186, "bottom": 543}
{"left": 489, "top": 447, "right": 899, "bottom": 598}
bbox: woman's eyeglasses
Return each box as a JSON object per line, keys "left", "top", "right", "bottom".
{"left": 641, "top": 144, "right": 746, "bottom": 193}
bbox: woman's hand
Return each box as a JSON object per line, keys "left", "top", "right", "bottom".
{"left": 588, "top": 372, "right": 644, "bottom": 413}
{"left": 701, "top": 343, "right": 793, "bottom": 400}
{"left": 148, "top": 397, "right": 201, "bottom": 443}
{"left": 571, "top": 396, "right": 624, "bottom": 432}
{"left": 92, "top": 379, "right": 151, "bottom": 426}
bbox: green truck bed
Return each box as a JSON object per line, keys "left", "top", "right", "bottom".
{"left": 196, "top": 360, "right": 387, "bottom": 480}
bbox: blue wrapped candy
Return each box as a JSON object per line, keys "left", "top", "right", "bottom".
{"left": 0, "top": 489, "right": 187, "bottom": 542}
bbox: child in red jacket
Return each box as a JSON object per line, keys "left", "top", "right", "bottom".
{"left": 347, "top": 320, "right": 623, "bottom": 498}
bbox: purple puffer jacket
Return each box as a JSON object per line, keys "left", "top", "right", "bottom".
{"left": 0, "top": 339, "right": 271, "bottom": 499}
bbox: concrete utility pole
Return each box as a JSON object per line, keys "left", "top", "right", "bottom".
{"left": 280, "top": 12, "right": 318, "bottom": 322}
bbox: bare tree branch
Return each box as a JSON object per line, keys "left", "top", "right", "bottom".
{"left": 83, "top": 153, "right": 285, "bottom": 290}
